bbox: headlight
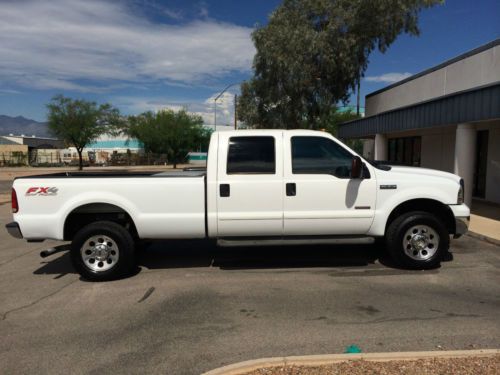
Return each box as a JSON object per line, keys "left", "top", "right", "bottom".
{"left": 457, "top": 179, "right": 464, "bottom": 204}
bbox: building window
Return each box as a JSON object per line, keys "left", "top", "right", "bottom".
{"left": 388, "top": 136, "right": 421, "bottom": 166}
{"left": 291, "top": 136, "right": 353, "bottom": 178}
{"left": 227, "top": 136, "right": 275, "bottom": 174}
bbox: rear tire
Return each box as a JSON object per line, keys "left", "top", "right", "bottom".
{"left": 386, "top": 211, "right": 449, "bottom": 269}
{"left": 70, "top": 221, "right": 136, "bottom": 281}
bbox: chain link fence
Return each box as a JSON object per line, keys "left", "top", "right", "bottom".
{"left": 0, "top": 150, "right": 171, "bottom": 167}
{"left": 0, "top": 151, "right": 30, "bottom": 166}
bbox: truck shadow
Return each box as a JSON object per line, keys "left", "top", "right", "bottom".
{"left": 140, "top": 240, "right": 382, "bottom": 270}
{"left": 33, "top": 240, "right": 444, "bottom": 278}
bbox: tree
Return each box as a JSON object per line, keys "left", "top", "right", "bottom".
{"left": 47, "top": 95, "right": 122, "bottom": 170}
{"left": 321, "top": 108, "right": 364, "bottom": 154}
{"left": 197, "top": 125, "right": 214, "bottom": 153}
{"left": 320, "top": 107, "right": 360, "bottom": 136}
{"left": 238, "top": 0, "right": 441, "bottom": 129}
{"left": 126, "top": 109, "right": 208, "bottom": 168}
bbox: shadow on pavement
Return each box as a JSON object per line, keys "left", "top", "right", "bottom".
{"left": 141, "top": 240, "right": 382, "bottom": 270}
{"left": 33, "top": 240, "right": 442, "bottom": 277}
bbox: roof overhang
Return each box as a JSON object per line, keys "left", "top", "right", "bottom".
{"left": 338, "top": 82, "right": 500, "bottom": 138}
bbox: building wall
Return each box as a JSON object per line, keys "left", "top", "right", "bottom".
{"left": 477, "top": 120, "right": 500, "bottom": 203}
{"left": 376, "top": 121, "right": 500, "bottom": 204}
{"left": 380, "top": 125, "right": 457, "bottom": 171}
{"left": 0, "top": 144, "right": 29, "bottom": 165}
{"left": 3, "top": 135, "right": 64, "bottom": 148}
{"left": 419, "top": 126, "right": 456, "bottom": 172}
{"left": 35, "top": 149, "right": 62, "bottom": 164}
{"left": 366, "top": 44, "right": 500, "bottom": 116}
{"left": 2, "top": 136, "right": 24, "bottom": 145}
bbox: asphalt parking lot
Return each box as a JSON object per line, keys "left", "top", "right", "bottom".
{"left": 0, "top": 203, "right": 499, "bottom": 375}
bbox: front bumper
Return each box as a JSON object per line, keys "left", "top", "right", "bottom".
{"left": 6, "top": 222, "right": 23, "bottom": 239}
{"left": 454, "top": 216, "right": 470, "bottom": 238}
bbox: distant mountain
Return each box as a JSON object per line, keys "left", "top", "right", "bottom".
{"left": 0, "top": 115, "right": 50, "bottom": 138}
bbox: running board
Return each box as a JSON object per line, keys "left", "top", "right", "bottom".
{"left": 217, "top": 236, "right": 375, "bottom": 247}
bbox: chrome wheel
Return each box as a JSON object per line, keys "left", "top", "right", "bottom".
{"left": 403, "top": 225, "right": 439, "bottom": 261}
{"left": 80, "top": 235, "right": 119, "bottom": 272}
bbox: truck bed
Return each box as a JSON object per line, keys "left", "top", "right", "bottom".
{"left": 12, "top": 170, "right": 207, "bottom": 240}
{"left": 14, "top": 170, "right": 206, "bottom": 179}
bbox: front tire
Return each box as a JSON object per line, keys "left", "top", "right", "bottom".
{"left": 386, "top": 211, "right": 449, "bottom": 269}
{"left": 70, "top": 221, "right": 136, "bottom": 281}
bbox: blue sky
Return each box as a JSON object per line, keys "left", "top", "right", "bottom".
{"left": 0, "top": 0, "right": 498, "bottom": 126}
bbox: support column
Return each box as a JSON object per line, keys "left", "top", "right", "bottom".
{"left": 362, "top": 139, "right": 375, "bottom": 160}
{"left": 454, "top": 123, "right": 476, "bottom": 207}
{"left": 374, "top": 133, "right": 388, "bottom": 161}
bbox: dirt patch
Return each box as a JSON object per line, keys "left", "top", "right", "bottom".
{"left": 243, "top": 355, "right": 499, "bottom": 375}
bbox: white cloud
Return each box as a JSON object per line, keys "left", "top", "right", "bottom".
{"left": 198, "top": 1, "right": 210, "bottom": 19}
{"left": 114, "top": 90, "right": 238, "bottom": 127}
{"left": 364, "top": 72, "right": 413, "bottom": 83}
{"left": 0, "top": 0, "right": 254, "bottom": 91}
{"left": 0, "top": 88, "right": 22, "bottom": 95}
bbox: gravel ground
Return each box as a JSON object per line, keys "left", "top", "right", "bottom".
{"left": 243, "top": 356, "right": 499, "bottom": 375}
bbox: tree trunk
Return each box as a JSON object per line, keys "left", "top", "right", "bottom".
{"left": 77, "top": 149, "right": 83, "bottom": 171}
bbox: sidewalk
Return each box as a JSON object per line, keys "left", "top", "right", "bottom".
{"left": 469, "top": 199, "right": 500, "bottom": 244}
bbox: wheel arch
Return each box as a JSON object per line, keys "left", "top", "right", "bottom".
{"left": 385, "top": 198, "right": 456, "bottom": 235}
{"left": 63, "top": 202, "right": 138, "bottom": 241}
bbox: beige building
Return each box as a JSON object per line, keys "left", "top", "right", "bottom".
{"left": 1, "top": 135, "right": 65, "bottom": 166}
{"left": 0, "top": 142, "right": 29, "bottom": 166}
{"left": 339, "top": 39, "right": 500, "bottom": 206}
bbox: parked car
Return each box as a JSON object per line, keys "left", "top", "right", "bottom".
{"left": 6, "top": 130, "right": 469, "bottom": 281}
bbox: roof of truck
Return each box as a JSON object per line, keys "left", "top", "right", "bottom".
{"left": 214, "top": 129, "right": 329, "bottom": 136}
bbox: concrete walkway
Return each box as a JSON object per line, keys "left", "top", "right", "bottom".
{"left": 470, "top": 199, "right": 500, "bottom": 243}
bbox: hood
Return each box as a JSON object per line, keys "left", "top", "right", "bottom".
{"left": 387, "top": 166, "right": 461, "bottom": 183}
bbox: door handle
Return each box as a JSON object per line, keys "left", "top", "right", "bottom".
{"left": 286, "top": 183, "right": 296, "bottom": 196}
{"left": 220, "top": 184, "right": 230, "bottom": 197}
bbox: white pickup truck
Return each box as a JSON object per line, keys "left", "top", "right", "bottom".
{"left": 7, "top": 130, "right": 469, "bottom": 281}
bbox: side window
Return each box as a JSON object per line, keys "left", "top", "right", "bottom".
{"left": 291, "top": 136, "right": 353, "bottom": 178}
{"left": 227, "top": 136, "right": 275, "bottom": 174}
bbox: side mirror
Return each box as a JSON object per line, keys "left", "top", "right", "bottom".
{"left": 351, "top": 156, "right": 363, "bottom": 179}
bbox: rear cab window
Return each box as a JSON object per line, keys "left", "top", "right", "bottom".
{"left": 227, "top": 136, "right": 276, "bottom": 174}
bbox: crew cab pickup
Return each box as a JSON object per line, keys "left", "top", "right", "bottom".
{"left": 6, "top": 130, "right": 470, "bottom": 281}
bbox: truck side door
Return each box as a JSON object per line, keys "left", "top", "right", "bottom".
{"left": 216, "top": 132, "right": 284, "bottom": 237}
{"left": 283, "top": 134, "right": 376, "bottom": 235}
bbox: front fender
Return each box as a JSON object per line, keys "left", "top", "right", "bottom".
{"left": 369, "top": 187, "right": 454, "bottom": 237}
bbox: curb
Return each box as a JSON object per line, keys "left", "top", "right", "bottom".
{"left": 467, "top": 231, "right": 500, "bottom": 246}
{"left": 202, "top": 349, "right": 500, "bottom": 375}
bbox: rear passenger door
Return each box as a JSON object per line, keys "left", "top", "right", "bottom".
{"left": 216, "top": 133, "right": 284, "bottom": 237}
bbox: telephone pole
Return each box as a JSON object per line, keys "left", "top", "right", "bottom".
{"left": 213, "top": 82, "right": 240, "bottom": 131}
{"left": 356, "top": 79, "right": 360, "bottom": 116}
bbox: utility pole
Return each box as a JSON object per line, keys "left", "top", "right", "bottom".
{"left": 234, "top": 94, "right": 238, "bottom": 130}
{"left": 356, "top": 79, "right": 360, "bottom": 116}
{"left": 213, "top": 82, "right": 240, "bottom": 131}
{"left": 213, "top": 100, "right": 217, "bottom": 131}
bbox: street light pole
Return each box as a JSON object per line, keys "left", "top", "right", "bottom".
{"left": 213, "top": 82, "right": 240, "bottom": 131}
{"left": 234, "top": 94, "right": 238, "bottom": 130}
{"left": 213, "top": 100, "right": 217, "bottom": 132}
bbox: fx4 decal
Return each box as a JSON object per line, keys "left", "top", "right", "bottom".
{"left": 26, "top": 187, "right": 58, "bottom": 196}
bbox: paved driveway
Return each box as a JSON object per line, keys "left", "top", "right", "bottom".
{"left": 0, "top": 204, "right": 498, "bottom": 375}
